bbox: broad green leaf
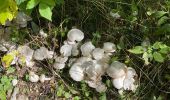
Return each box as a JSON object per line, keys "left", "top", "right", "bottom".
{"left": 99, "top": 93, "right": 107, "bottom": 100}
{"left": 152, "top": 11, "right": 168, "bottom": 19}
{"left": 40, "top": 0, "right": 56, "bottom": 6}
{"left": 39, "top": 3, "right": 52, "bottom": 21}
{"left": 156, "top": 24, "right": 170, "bottom": 35}
{"left": 128, "top": 46, "right": 144, "bottom": 54}
{"left": 64, "top": 92, "right": 71, "bottom": 98}
{"left": 152, "top": 42, "right": 162, "bottom": 49}
{"left": 153, "top": 52, "right": 164, "bottom": 62}
{"left": 0, "top": 91, "right": 6, "bottom": 100}
{"left": 157, "top": 16, "right": 169, "bottom": 26}
{"left": 26, "top": 0, "right": 40, "bottom": 9}
{"left": 159, "top": 47, "right": 170, "bottom": 54}
{"left": 1, "top": 50, "right": 18, "bottom": 68}
{"left": 0, "top": 0, "right": 18, "bottom": 25}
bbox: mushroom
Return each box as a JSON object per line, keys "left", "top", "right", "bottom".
{"left": 103, "top": 42, "right": 116, "bottom": 53}
{"left": 80, "top": 41, "right": 95, "bottom": 57}
{"left": 29, "top": 71, "right": 39, "bottom": 82}
{"left": 112, "top": 76, "right": 125, "bottom": 89}
{"left": 106, "top": 61, "right": 127, "bottom": 79}
{"left": 123, "top": 67, "right": 137, "bottom": 91}
{"left": 12, "top": 79, "right": 18, "bottom": 86}
{"left": 17, "top": 46, "right": 34, "bottom": 67}
{"left": 95, "top": 82, "right": 107, "bottom": 93}
{"left": 33, "top": 47, "right": 53, "bottom": 60}
{"left": 92, "top": 48, "right": 104, "bottom": 60}
{"left": 67, "top": 28, "right": 84, "bottom": 44}
{"left": 60, "top": 44, "right": 72, "bottom": 57}
{"left": 39, "top": 29, "right": 47, "bottom": 38}
{"left": 39, "top": 74, "right": 51, "bottom": 83}
{"left": 69, "top": 63, "right": 84, "bottom": 81}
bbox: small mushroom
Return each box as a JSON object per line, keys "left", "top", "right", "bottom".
{"left": 112, "top": 76, "right": 125, "bottom": 89}
{"left": 67, "top": 28, "right": 84, "bottom": 44}
{"left": 123, "top": 67, "right": 137, "bottom": 91}
{"left": 92, "top": 48, "right": 104, "bottom": 60}
{"left": 33, "top": 47, "right": 53, "bottom": 60}
{"left": 69, "top": 63, "right": 84, "bottom": 81}
{"left": 95, "top": 82, "right": 107, "bottom": 93}
{"left": 80, "top": 41, "right": 95, "bottom": 57}
{"left": 17, "top": 46, "right": 34, "bottom": 67}
{"left": 60, "top": 44, "right": 72, "bottom": 57}
{"left": 12, "top": 79, "right": 18, "bottom": 86}
{"left": 39, "top": 29, "right": 47, "bottom": 38}
{"left": 106, "top": 61, "right": 127, "bottom": 79}
{"left": 39, "top": 74, "right": 51, "bottom": 83}
{"left": 103, "top": 42, "right": 116, "bottom": 53}
{"left": 29, "top": 71, "right": 39, "bottom": 82}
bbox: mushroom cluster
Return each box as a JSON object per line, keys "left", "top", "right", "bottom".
{"left": 56, "top": 28, "right": 138, "bottom": 92}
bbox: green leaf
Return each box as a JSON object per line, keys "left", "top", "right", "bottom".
{"left": 40, "top": 0, "right": 56, "bottom": 6}
{"left": 0, "top": 91, "right": 6, "bottom": 100}
{"left": 6, "top": 67, "right": 16, "bottom": 74}
{"left": 39, "top": 3, "right": 52, "bottom": 21}
{"left": 152, "top": 11, "right": 168, "bottom": 19}
{"left": 99, "top": 92, "right": 107, "bottom": 100}
{"left": 153, "top": 52, "right": 164, "bottom": 62}
{"left": 157, "top": 16, "right": 169, "bottom": 26}
{"left": 156, "top": 24, "right": 170, "bottom": 35}
{"left": 64, "top": 92, "right": 71, "bottom": 98}
{"left": 26, "top": 0, "right": 40, "bottom": 9}
{"left": 128, "top": 46, "right": 144, "bottom": 54}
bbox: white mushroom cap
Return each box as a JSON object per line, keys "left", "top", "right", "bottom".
{"left": 67, "top": 29, "right": 84, "bottom": 43}
{"left": 123, "top": 77, "right": 136, "bottom": 91}
{"left": 18, "top": 46, "right": 34, "bottom": 61}
{"left": 112, "top": 76, "right": 125, "bottom": 89}
{"left": 106, "top": 61, "right": 127, "bottom": 78}
{"left": 92, "top": 48, "right": 104, "bottom": 60}
{"left": 60, "top": 44, "right": 72, "bottom": 57}
{"left": 33, "top": 47, "right": 53, "bottom": 60}
{"left": 103, "top": 42, "right": 116, "bottom": 53}
{"left": 95, "top": 82, "right": 107, "bottom": 93}
{"left": 53, "top": 62, "right": 65, "bottom": 69}
{"left": 39, "top": 29, "right": 47, "bottom": 38}
{"left": 84, "top": 60, "right": 104, "bottom": 81}
{"left": 126, "top": 67, "right": 137, "bottom": 78}
{"left": 69, "top": 63, "right": 84, "bottom": 81}
{"left": 80, "top": 41, "right": 95, "bottom": 57}
{"left": 29, "top": 71, "right": 39, "bottom": 82}
{"left": 40, "top": 74, "right": 51, "bottom": 83}
{"left": 123, "top": 67, "right": 137, "bottom": 91}
{"left": 12, "top": 79, "right": 18, "bottom": 86}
